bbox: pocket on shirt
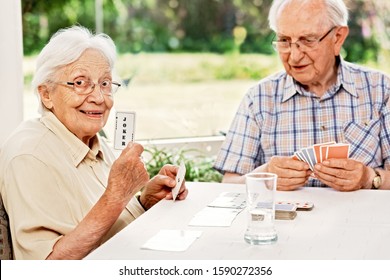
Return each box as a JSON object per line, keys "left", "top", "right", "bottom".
{"left": 343, "top": 119, "right": 381, "bottom": 165}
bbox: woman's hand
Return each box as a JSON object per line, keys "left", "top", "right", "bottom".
{"left": 140, "top": 164, "right": 189, "bottom": 209}
{"left": 107, "top": 143, "right": 150, "bottom": 205}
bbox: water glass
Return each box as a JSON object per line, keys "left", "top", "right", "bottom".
{"left": 244, "top": 172, "right": 278, "bottom": 245}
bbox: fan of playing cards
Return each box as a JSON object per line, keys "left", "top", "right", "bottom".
{"left": 292, "top": 141, "right": 350, "bottom": 171}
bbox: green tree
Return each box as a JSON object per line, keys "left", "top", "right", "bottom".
{"left": 21, "top": 0, "right": 390, "bottom": 63}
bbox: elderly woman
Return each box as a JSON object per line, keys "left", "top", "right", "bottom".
{"left": 0, "top": 26, "right": 188, "bottom": 260}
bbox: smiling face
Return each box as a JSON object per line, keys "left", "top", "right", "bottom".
{"left": 38, "top": 49, "right": 114, "bottom": 145}
{"left": 275, "top": 0, "right": 348, "bottom": 95}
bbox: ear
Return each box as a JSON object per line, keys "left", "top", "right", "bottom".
{"left": 38, "top": 84, "right": 53, "bottom": 110}
{"left": 333, "top": 26, "right": 349, "bottom": 56}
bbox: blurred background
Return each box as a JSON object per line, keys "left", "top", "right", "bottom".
{"left": 21, "top": 0, "right": 390, "bottom": 141}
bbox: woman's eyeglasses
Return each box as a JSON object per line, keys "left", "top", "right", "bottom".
{"left": 53, "top": 78, "right": 121, "bottom": 96}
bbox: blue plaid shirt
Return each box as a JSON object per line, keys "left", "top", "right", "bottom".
{"left": 214, "top": 59, "right": 390, "bottom": 187}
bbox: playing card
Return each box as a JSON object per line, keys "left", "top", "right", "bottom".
{"left": 292, "top": 154, "right": 300, "bottom": 161}
{"left": 114, "top": 111, "right": 136, "bottom": 150}
{"left": 207, "top": 192, "right": 246, "bottom": 209}
{"left": 293, "top": 152, "right": 305, "bottom": 162}
{"left": 188, "top": 207, "right": 242, "bottom": 226}
{"left": 306, "top": 147, "right": 317, "bottom": 167}
{"left": 326, "top": 143, "right": 350, "bottom": 159}
{"left": 275, "top": 202, "right": 297, "bottom": 211}
{"left": 297, "top": 151, "right": 308, "bottom": 163}
{"left": 301, "top": 148, "right": 315, "bottom": 170}
{"left": 313, "top": 141, "right": 336, "bottom": 163}
{"left": 141, "top": 230, "right": 202, "bottom": 252}
{"left": 172, "top": 161, "right": 186, "bottom": 201}
{"left": 277, "top": 201, "right": 314, "bottom": 211}
{"left": 294, "top": 201, "right": 314, "bottom": 211}
{"left": 320, "top": 145, "right": 328, "bottom": 162}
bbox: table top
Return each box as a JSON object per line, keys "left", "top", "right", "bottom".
{"left": 85, "top": 182, "right": 390, "bottom": 260}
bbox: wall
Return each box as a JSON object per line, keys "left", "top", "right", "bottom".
{"left": 0, "top": 0, "right": 23, "bottom": 146}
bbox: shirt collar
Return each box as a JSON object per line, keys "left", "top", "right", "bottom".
{"left": 281, "top": 57, "right": 358, "bottom": 102}
{"left": 40, "top": 110, "right": 106, "bottom": 166}
{"left": 282, "top": 75, "right": 299, "bottom": 102}
{"left": 337, "top": 57, "right": 359, "bottom": 98}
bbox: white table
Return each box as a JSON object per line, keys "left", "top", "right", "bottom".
{"left": 85, "top": 182, "right": 390, "bottom": 260}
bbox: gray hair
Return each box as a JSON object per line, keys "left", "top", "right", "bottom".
{"left": 268, "top": 0, "right": 349, "bottom": 32}
{"left": 32, "top": 25, "right": 118, "bottom": 113}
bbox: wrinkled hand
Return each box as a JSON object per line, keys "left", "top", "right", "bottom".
{"left": 140, "top": 164, "right": 188, "bottom": 209}
{"left": 265, "top": 156, "right": 312, "bottom": 191}
{"left": 314, "top": 158, "right": 369, "bottom": 191}
{"left": 106, "top": 143, "right": 150, "bottom": 204}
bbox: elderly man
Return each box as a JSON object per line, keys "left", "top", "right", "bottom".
{"left": 0, "top": 26, "right": 188, "bottom": 260}
{"left": 214, "top": 0, "right": 390, "bottom": 191}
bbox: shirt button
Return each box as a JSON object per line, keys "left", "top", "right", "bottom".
{"left": 321, "top": 125, "right": 326, "bottom": 131}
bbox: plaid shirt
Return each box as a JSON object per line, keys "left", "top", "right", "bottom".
{"left": 214, "top": 58, "right": 390, "bottom": 187}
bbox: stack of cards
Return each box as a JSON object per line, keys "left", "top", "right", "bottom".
{"left": 274, "top": 203, "right": 297, "bottom": 220}
{"left": 292, "top": 141, "right": 350, "bottom": 170}
{"left": 274, "top": 201, "right": 314, "bottom": 220}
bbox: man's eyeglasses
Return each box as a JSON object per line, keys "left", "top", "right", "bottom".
{"left": 53, "top": 78, "right": 121, "bottom": 96}
{"left": 271, "top": 27, "right": 336, "bottom": 53}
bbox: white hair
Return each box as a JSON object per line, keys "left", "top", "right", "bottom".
{"left": 32, "top": 25, "right": 118, "bottom": 113}
{"left": 268, "top": 0, "right": 349, "bottom": 32}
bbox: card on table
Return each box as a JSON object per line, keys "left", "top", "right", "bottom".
{"left": 113, "top": 111, "right": 136, "bottom": 150}
{"left": 188, "top": 207, "right": 243, "bottom": 227}
{"left": 141, "top": 230, "right": 202, "bottom": 252}
{"left": 207, "top": 192, "right": 246, "bottom": 209}
{"left": 172, "top": 161, "right": 186, "bottom": 201}
{"left": 276, "top": 201, "right": 314, "bottom": 211}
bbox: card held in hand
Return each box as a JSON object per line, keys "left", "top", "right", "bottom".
{"left": 292, "top": 141, "right": 350, "bottom": 167}
{"left": 172, "top": 161, "right": 186, "bottom": 201}
{"left": 114, "top": 111, "right": 136, "bottom": 150}
{"left": 326, "top": 143, "right": 350, "bottom": 159}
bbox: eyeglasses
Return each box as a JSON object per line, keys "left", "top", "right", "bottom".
{"left": 53, "top": 78, "right": 121, "bottom": 96}
{"left": 271, "top": 27, "right": 336, "bottom": 53}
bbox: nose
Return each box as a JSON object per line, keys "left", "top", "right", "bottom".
{"left": 289, "top": 42, "right": 305, "bottom": 62}
{"left": 87, "top": 83, "right": 105, "bottom": 103}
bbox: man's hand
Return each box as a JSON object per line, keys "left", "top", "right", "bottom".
{"left": 314, "top": 158, "right": 370, "bottom": 191}
{"left": 140, "top": 164, "right": 189, "bottom": 209}
{"left": 265, "top": 156, "right": 312, "bottom": 191}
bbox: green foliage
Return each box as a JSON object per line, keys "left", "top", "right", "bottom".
{"left": 213, "top": 53, "right": 278, "bottom": 80}
{"left": 21, "top": 0, "right": 390, "bottom": 64}
{"left": 144, "top": 146, "right": 222, "bottom": 183}
{"left": 113, "top": 53, "right": 281, "bottom": 83}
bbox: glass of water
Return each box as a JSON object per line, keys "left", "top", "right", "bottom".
{"left": 244, "top": 172, "right": 278, "bottom": 245}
